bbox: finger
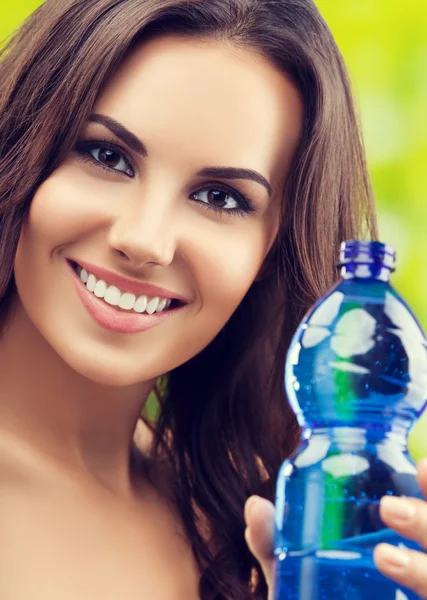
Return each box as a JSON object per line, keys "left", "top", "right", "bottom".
{"left": 380, "top": 495, "right": 427, "bottom": 549}
{"left": 244, "top": 495, "right": 275, "bottom": 587}
{"left": 374, "top": 543, "right": 427, "bottom": 597}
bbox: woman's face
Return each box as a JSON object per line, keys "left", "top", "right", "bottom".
{"left": 13, "top": 36, "right": 303, "bottom": 386}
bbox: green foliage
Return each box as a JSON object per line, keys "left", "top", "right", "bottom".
{"left": 0, "top": 1, "right": 41, "bottom": 44}
{"left": 315, "top": 0, "right": 427, "bottom": 331}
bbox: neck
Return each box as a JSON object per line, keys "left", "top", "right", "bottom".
{"left": 0, "top": 299, "right": 156, "bottom": 494}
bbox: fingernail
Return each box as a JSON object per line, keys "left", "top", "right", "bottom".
{"left": 379, "top": 544, "right": 410, "bottom": 570}
{"left": 381, "top": 496, "right": 416, "bottom": 521}
{"left": 418, "top": 457, "right": 427, "bottom": 472}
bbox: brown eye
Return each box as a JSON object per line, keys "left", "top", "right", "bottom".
{"left": 98, "top": 148, "right": 121, "bottom": 167}
{"left": 89, "top": 146, "right": 133, "bottom": 175}
{"left": 191, "top": 188, "right": 239, "bottom": 210}
{"left": 207, "top": 190, "right": 231, "bottom": 208}
{"left": 75, "top": 140, "right": 135, "bottom": 177}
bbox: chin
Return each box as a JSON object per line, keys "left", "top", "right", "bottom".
{"left": 74, "top": 362, "right": 142, "bottom": 387}
{"left": 54, "top": 341, "right": 158, "bottom": 388}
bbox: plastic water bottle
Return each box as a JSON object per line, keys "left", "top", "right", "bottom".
{"left": 273, "top": 240, "right": 427, "bottom": 600}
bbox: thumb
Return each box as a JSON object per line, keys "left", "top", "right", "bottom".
{"left": 244, "top": 495, "right": 276, "bottom": 590}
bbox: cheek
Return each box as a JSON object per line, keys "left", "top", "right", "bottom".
{"left": 18, "top": 164, "right": 120, "bottom": 253}
{"left": 14, "top": 167, "right": 107, "bottom": 312}
{"left": 189, "top": 222, "right": 272, "bottom": 321}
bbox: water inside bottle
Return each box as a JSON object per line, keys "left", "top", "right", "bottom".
{"left": 275, "top": 529, "right": 418, "bottom": 600}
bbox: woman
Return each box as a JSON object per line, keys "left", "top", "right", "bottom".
{"left": 1, "top": 0, "right": 426, "bottom": 598}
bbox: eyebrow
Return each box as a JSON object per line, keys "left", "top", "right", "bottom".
{"left": 89, "top": 113, "right": 272, "bottom": 196}
{"left": 196, "top": 167, "right": 272, "bottom": 197}
{"left": 89, "top": 114, "right": 147, "bottom": 156}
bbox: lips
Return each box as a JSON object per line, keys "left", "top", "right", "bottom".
{"left": 71, "top": 262, "right": 174, "bottom": 315}
{"left": 68, "top": 258, "right": 188, "bottom": 304}
{"left": 67, "top": 259, "right": 186, "bottom": 334}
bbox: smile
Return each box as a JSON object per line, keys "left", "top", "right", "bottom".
{"left": 67, "top": 259, "right": 186, "bottom": 334}
{"left": 77, "top": 265, "right": 172, "bottom": 315}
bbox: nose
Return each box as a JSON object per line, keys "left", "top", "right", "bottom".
{"left": 108, "top": 194, "right": 177, "bottom": 268}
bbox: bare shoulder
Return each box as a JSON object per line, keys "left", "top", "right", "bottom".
{"left": 0, "top": 427, "right": 202, "bottom": 600}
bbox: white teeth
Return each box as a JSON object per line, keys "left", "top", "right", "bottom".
{"left": 118, "top": 292, "right": 136, "bottom": 310}
{"left": 77, "top": 265, "right": 173, "bottom": 314}
{"left": 134, "top": 295, "right": 148, "bottom": 313}
{"left": 156, "top": 298, "right": 168, "bottom": 313}
{"left": 146, "top": 297, "right": 160, "bottom": 315}
{"left": 87, "top": 273, "right": 97, "bottom": 292}
{"left": 94, "top": 280, "right": 107, "bottom": 298}
{"left": 104, "top": 285, "right": 121, "bottom": 306}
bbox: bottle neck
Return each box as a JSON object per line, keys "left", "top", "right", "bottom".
{"left": 340, "top": 263, "right": 392, "bottom": 282}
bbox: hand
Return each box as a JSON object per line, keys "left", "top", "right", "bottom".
{"left": 244, "top": 495, "right": 276, "bottom": 600}
{"left": 374, "top": 457, "right": 427, "bottom": 597}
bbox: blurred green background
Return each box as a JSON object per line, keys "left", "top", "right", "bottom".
{"left": 1, "top": 1, "right": 427, "bottom": 456}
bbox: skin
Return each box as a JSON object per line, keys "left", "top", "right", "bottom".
{"left": 0, "top": 35, "right": 303, "bottom": 599}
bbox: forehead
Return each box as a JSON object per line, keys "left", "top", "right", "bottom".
{"left": 94, "top": 35, "right": 303, "bottom": 195}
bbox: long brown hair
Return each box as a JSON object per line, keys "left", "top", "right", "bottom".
{"left": 0, "top": 1, "right": 377, "bottom": 597}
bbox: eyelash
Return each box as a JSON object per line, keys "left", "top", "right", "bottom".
{"left": 74, "top": 139, "right": 255, "bottom": 218}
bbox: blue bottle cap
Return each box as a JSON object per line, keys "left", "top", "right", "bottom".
{"left": 338, "top": 240, "right": 396, "bottom": 271}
